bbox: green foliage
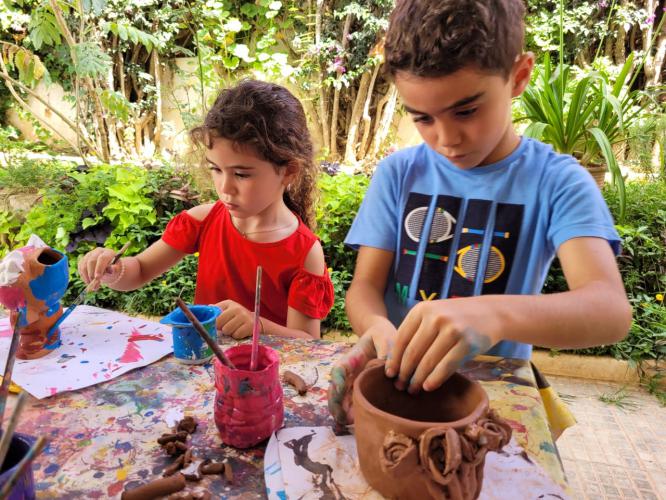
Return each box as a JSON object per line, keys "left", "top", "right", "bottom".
{"left": 326, "top": 268, "right": 352, "bottom": 332}
{"left": 0, "top": 154, "right": 70, "bottom": 190}
{"left": 316, "top": 172, "right": 369, "bottom": 272}
{"left": 546, "top": 180, "right": 666, "bottom": 363}
{"left": 520, "top": 53, "right": 636, "bottom": 219}
{"left": 28, "top": 8, "right": 61, "bottom": 50}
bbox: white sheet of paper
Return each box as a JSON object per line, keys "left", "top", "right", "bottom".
{"left": 267, "top": 427, "right": 570, "bottom": 500}
{"left": 0, "top": 305, "right": 173, "bottom": 399}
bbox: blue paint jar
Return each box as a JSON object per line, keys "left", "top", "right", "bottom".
{"left": 0, "top": 433, "right": 37, "bottom": 500}
{"left": 160, "top": 305, "right": 221, "bottom": 365}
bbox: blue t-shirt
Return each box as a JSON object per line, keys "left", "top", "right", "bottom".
{"left": 345, "top": 138, "right": 620, "bottom": 359}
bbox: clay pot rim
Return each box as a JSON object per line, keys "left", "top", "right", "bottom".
{"left": 353, "top": 362, "right": 489, "bottom": 430}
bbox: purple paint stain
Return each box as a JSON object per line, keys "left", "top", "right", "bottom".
{"left": 115, "top": 441, "right": 132, "bottom": 453}
{"left": 137, "top": 469, "right": 149, "bottom": 479}
{"left": 75, "top": 433, "right": 85, "bottom": 439}
{"left": 44, "top": 463, "right": 59, "bottom": 475}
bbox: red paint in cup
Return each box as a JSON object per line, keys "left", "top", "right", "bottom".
{"left": 213, "top": 344, "right": 284, "bottom": 448}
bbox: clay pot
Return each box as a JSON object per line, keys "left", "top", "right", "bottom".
{"left": 352, "top": 360, "right": 512, "bottom": 500}
{"left": 0, "top": 246, "right": 69, "bottom": 360}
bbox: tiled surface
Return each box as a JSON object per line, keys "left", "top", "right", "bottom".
{"left": 549, "top": 375, "right": 666, "bottom": 500}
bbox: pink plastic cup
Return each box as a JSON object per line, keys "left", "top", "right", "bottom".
{"left": 213, "top": 344, "right": 284, "bottom": 448}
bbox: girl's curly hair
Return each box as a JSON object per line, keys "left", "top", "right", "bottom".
{"left": 190, "top": 79, "right": 319, "bottom": 229}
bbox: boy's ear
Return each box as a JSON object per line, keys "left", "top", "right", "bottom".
{"left": 510, "top": 52, "right": 535, "bottom": 98}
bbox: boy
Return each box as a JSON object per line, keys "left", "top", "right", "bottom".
{"left": 328, "top": 0, "right": 631, "bottom": 426}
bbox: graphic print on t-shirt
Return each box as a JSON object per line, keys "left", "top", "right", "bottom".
{"left": 394, "top": 193, "right": 524, "bottom": 304}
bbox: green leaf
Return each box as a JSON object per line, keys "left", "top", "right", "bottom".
{"left": 222, "top": 55, "right": 239, "bottom": 69}
{"left": 81, "top": 217, "right": 97, "bottom": 229}
{"left": 73, "top": 42, "right": 112, "bottom": 78}
{"left": 99, "top": 89, "right": 132, "bottom": 121}
{"left": 240, "top": 3, "right": 258, "bottom": 17}
{"left": 29, "top": 9, "right": 61, "bottom": 50}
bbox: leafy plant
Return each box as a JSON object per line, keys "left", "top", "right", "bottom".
{"left": 597, "top": 387, "right": 638, "bottom": 410}
{"left": 519, "top": 53, "right": 636, "bottom": 219}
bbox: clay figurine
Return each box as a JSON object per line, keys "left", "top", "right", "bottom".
{"left": 0, "top": 238, "right": 69, "bottom": 360}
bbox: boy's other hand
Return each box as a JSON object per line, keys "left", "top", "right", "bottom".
{"left": 385, "top": 299, "right": 497, "bottom": 395}
{"left": 216, "top": 300, "right": 254, "bottom": 339}
{"left": 327, "top": 324, "right": 396, "bottom": 427}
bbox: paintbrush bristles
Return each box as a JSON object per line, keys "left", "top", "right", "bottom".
{"left": 175, "top": 298, "right": 235, "bottom": 370}
{"left": 0, "top": 435, "right": 47, "bottom": 498}
{"left": 0, "top": 311, "right": 23, "bottom": 429}
{"left": 0, "top": 392, "right": 27, "bottom": 470}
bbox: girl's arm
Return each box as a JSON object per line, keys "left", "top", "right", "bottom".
{"left": 256, "top": 240, "right": 329, "bottom": 339}
{"left": 79, "top": 204, "right": 214, "bottom": 292}
{"left": 79, "top": 240, "right": 188, "bottom": 292}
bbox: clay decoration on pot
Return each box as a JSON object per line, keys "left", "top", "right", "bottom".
{"left": 0, "top": 236, "right": 69, "bottom": 360}
{"left": 352, "top": 360, "right": 512, "bottom": 500}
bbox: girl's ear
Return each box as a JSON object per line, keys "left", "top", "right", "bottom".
{"left": 282, "top": 160, "right": 299, "bottom": 187}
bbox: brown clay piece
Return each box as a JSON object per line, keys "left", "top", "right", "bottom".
{"left": 121, "top": 473, "right": 186, "bottom": 500}
{"left": 282, "top": 370, "right": 308, "bottom": 395}
{"left": 163, "top": 455, "right": 185, "bottom": 477}
{"left": 158, "top": 431, "right": 189, "bottom": 446}
{"left": 164, "top": 440, "right": 189, "bottom": 457}
{"left": 223, "top": 460, "right": 233, "bottom": 484}
{"left": 176, "top": 416, "right": 198, "bottom": 434}
{"left": 198, "top": 459, "right": 225, "bottom": 475}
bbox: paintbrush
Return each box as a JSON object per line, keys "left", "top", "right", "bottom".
{"left": 0, "top": 311, "right": 23, "bottom": 429}
{"left": 0, "top": 391, "right": 27, "bottom": 469}
{"left": 175, "top": 298, "right": 236, "bottom": 369}
{"left": 0, "top": 435, "right": 47, "bottom": 498}
{"left": 249, "top": 266, "right": 262, "bottom": 371}
{"left": 45, "top": 241, "right": 131, "bottom": 340}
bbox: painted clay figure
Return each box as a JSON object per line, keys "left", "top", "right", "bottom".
{"left": 0, "top": 238, "right": 69, "bottom": 359}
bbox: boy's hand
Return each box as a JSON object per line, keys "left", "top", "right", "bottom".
{"left": 384, "top": 299, "right": 498, "bottom": 395}
{"left": 327, "top": 324, "right": 396, "bottom": 426}
{"left": 215, "top": 300, "right": 254, "bottom": 339}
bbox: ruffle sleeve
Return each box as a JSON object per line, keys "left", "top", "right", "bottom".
{"left": 161, "top": 210, "right": 202, "bottom": 254}
{"left": 287, "top": 267, "right": 335, "bottom": 319}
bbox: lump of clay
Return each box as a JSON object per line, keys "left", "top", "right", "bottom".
{"left": 121, "top": 473, "right": 186, "bottom": 500}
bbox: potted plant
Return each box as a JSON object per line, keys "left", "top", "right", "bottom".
{"left": 518, "top": 52, "right": 640, "bottom": 220}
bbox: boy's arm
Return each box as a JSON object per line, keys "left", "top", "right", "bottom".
{"left": 346, "top": 246, "right": 396, "bottom": 336}
{"left": 386, "top": 236, "right": 632, "bottom": 394}
{"left": 328, "top": 246, "right": 398, "bottom": 426}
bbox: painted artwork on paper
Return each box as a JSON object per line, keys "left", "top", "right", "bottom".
{"left": 267, "top": 427, "right": 569, "bottom": 500}
{"left": 0, "top": 305, "right": 173, "bottom": 399}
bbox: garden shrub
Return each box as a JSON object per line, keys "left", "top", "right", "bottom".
{"left": 545, "top": 181, "right": 666, "bottom": 363}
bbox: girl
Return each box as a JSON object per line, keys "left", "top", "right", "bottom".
{"left": 78, "top": 79, "right": 334, "bottom": 340}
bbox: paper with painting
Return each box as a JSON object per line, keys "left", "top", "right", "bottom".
{"left": 0, "top": 305, "right": 172, "bottom": 399}
{"left": 265, "top": 426, "right": 570, "bottom": 500}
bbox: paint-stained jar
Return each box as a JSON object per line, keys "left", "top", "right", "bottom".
{"left": 213, "top": 344, "right": 284, "bottom": 448}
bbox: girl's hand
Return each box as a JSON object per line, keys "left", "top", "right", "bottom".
{"left": 327, "top": 323, "right": 396, "bottom": 426}
{"left": 77, "top": 248, "right": 122, "bottom": 290}
{"left": 384, "top": 299, "right": 499, "bottom": 395}
{"left": 215, "top": 300, "right": 254, "bottom": 339}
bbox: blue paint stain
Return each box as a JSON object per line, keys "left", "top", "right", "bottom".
{"left": 539, "top": 441, "right": 556, "bottom": 453}
{"left": 277, "top": 490, "right": 287, "bottom": 500}
{"left": 115, "top": 441, "right": 132, "bottom": 453}
{"left": 106, "top": 326, "right": 113, "bottom": 330}
{"left": 239, "top": 378, "right": 253, "bottom": 395}
{"left": 80, "top": 360, "right": 89, "bottom": 364}
{"left": 93, "top": 471, "right": 104, "bottom": 479}
{"left": 27, "top": 249, "right": 69, "bottom": 307}
{"left": 75, "top": 433, "right": 85, "bottom": 439}
{"left": 145, "top": 411, "right": 154, "bottom": 417}
{"left": 44, "top": 463, "right": 59, "bottom": 475}
{"left": 137, "top": 469, "right": 149, "bottom": 479}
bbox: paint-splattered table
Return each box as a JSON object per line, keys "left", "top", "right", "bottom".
{"left": 6, "top": 335, "right": 567, "bottom": 498}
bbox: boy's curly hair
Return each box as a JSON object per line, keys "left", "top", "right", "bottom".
{"left": 190, "top": 79, "right": 319, "bottom": 230}
{"left": 385, "top": 0, "right": 526, "bottom": 78}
